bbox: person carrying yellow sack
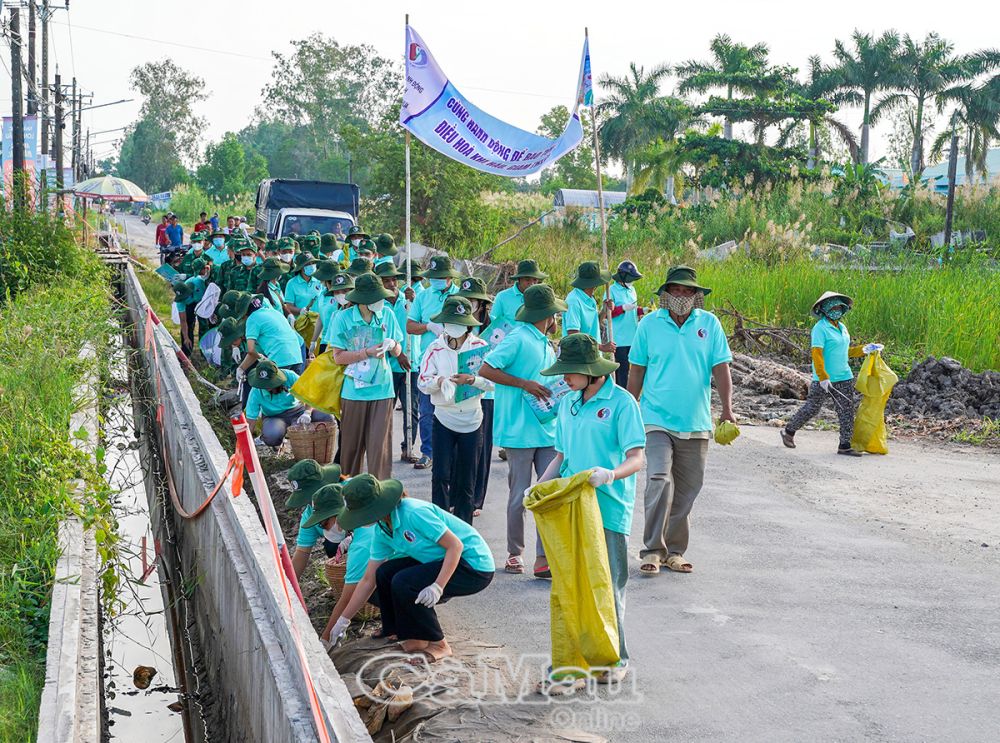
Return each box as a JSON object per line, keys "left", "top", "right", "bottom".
{"left": 781, "top": 291, "right": 883, "bottom": 456}
{"left": 533, "top": 333, "right": 646, "bottom": 688}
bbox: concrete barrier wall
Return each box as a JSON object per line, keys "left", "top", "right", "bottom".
{"left": 123, "top": 266, "right": 370, "bottom": 743}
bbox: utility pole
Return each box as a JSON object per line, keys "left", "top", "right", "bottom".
{"left": 943, "top": 121, "right": 960, "bottom": 250}
{"left": 41, "top": 1, "right": 48, "bottom": 155}
{"left": 27, "top": 2, "right": 37, "bottom": 116}
{"left": 54, "top": 71, "right": 63, "bottom": 214}
{"left": 11, "top": 5, "right": 26, "bottom": 211}
{"left": 70, "top": 77, "right": 76, "bottom": 181}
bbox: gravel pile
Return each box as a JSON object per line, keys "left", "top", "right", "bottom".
{"left": 888, "top": 356, "right": 1000, "bottom": 419}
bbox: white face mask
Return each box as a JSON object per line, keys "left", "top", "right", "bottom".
{"left": 280, "top": 252, "right": 293, "bottom": 263}
{"left": 335, "top": 294, "right": 349, "bottom": 306}
{"left": 323, "top": 524, "right": 344, "bottom": 542}
{"left": 444, "top": 323, "right": 467, "bottom": 339}
{"left": 367, "top": 300, "right": 385, "bottom": 313}
{"left": 350, "top": 238, "right": 361, "bottom": 247}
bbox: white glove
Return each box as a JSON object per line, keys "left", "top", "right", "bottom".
{"left": 378, "top": 339, "right": 396, "bottom": 354}
{"left": 863, "top": 343, "right": 884, "bottom": 353}
{"left": 236, "top": 367, "right": 247, "bottom": 383}
{"left": 232, "top": 347, "right": 242, "bottom": 363}
{"left": 623, "top": 302, "right": 637, "bottom": 312}
{"left": 819, "top": 379, "right": 832, "bottom": 392}
{"left": 415, "top": 582, "right": 444, "bottom": 608}
{"left": 440, "top": 378, "right": 457, "bottom": 401}
{"left": 588, "top": 467, "right": 616, "bottom": 487}
{"left": 330, "top": 616, "right": 350, "bottom": 643}
{"left": 335, "top": 534, "right": 353, "bottom": 561}
{"left": 296, "top": 412, "right": 312, "bottom": 426}
{"left": 426, "top": 322, "right": 445, "bottom": 336}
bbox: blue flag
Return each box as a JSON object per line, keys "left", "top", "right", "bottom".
{"left": 400, "top": 25, "right": 588, "bottom": 177}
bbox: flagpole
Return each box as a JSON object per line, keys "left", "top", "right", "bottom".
{"left": 584, "top": 28, "right": 614, "bottom": 344}
{"left": 403, "top": 13, "right": 414, "bottom": 460}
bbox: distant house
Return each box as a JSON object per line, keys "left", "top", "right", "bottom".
{"left": 884, "top": 147, "right": 1000, "bottom": 192}
{"left": 543, "top": 188, "right": 628, "bottom": 230}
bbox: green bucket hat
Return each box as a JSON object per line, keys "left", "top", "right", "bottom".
{"left": 229, "top": 291, "right": 253, "bottom": 320}
{"left": 231, "top": 237, "right": 257, "bottom": 254}
{"left": 251, "top": 229, "right": 268, "bottom": 242}
{"left": 346, "top": 225, "right": 369, "bottom": 240}
{"left": 248, "top": 358, "right": 287, "bottom": 391}
{"left": 326, "top": 271, "right": 355, "bottom": 293}
{"left": 217, "top": 317, "right": 245, "bottom": 348}
{"left": 313, "top": 260, "right": 341, "bottom": 282}
{"left": 210, "top": 228, "right": 227, "bottom": 239}
{"left": 456, "top": 276, "right": 492, "bottom": 302}
{"left": 346, "top": 257, "right": 374, "bottom": 277}
{"left": 431, "top": 296, "right": 481, "bottom": 327}
{"left": 511, "top": 259, "right": 548, "bottom": 280}
{"left": 277, "top": 236, "right": 297, "bottom": 252}
{"left": 571, "top": 261, "right": 613, "bottom": 290}
{"left": 292, "top": 252, "right": 317, "bottom": 275}
{"left": 264, "top": 239, "right": 279, "bottom": 253}
{"left": 541, "top": 333, "right": 619, "bottom": 377}
{"left": 515, "top": 284, "right": 568, "bottom": 323}
{"left": 286, "top": 460, "right": 342, "bottom": 509}
{"left": 424, "top": 254, "right": 462, "bottom": 279}
{"left": 301, "top": 234, "right": 321, "bottom": 252}
{"left": 374, "top": 261, "right": 406, "bottom": 280}
{"left": 346, "top": 273, "right": 393, "bottom": 305}
{"left": 356, "top": 238, "right": 377, "bottom": 256}
{"left": 172, "top": 280, "right": 192, "bottom": 302}
{"left": 336, "top": 474, "right": 404, "bottom": 531}
{"left": 320, "top": 233, "right": 338, "bottom": 249}
{"left": 374, "top": 233, "right": 398, "bottom": 256}
{"left": 259, "top": 257, "right": 290, "bottom": 281}
{"left": 301, "top": 483, "right": 347, "bottom": 528}
{"left": 656, "top": 265, "right": 712, "bottom": 296}
{"left": 190, "top": 231, "right": 207, "bottom": 243}
{"left": 190, "top": 257, "right": 208, "bottom": 274}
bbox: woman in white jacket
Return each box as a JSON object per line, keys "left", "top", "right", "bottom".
{"left": 418, "top": 296, "right": 494, "bottom": 523}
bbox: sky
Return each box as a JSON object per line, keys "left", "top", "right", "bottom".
{"left": 2, "top": 0, "right": 996, "bottom": 168}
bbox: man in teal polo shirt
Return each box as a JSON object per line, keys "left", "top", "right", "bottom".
{"left": 538, "top": 333, "right": 646, "bottom": 681}
{"left": 480, "top": 284, "right": 566, "bottom": 578}
{"left": 406, "top": 254, "right": 460, "bottom": 469}
{"left": 628, "top": 266, "right": 735, "bottom": 575}
{"left": 489, "top": 259, "right": 547, "bottom": 334}
{"left": 237, "top": 296, "right": 305, "bottom": 375}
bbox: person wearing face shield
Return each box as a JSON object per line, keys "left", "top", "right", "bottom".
{"left": 406, "top": 255, "right": 461, "bottom": 470}
{"left": 479, "top": 284, "right": 566, "bottom": 579}
{"left": 627, "top": 266, "right": 735, "bottom": 576}
{"left": 782, "top": 292, "right": 877, "bottom": 456}
{"left": 331, "top": 274, "right": 411, "bottom": 479}
{"left": 417, "top": 296, "right": 494, "bottom": 524}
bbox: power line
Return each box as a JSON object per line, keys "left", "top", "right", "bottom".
{"left": 64, "top": 6, "right": 74, "bottom": 78}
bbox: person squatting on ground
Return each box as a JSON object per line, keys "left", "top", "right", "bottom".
{"left": 480, "top": 284, "right": 566, "bottom": 579}
{"left": 286, "top": 460, "right": 344, "bottom": 578}
{"left": 244, "top": 359, "right": 333, "bottom": 450}
{"left": 536, "top": 333, "right": 646, "bottom": 684}
{"left": 627, "top": 266, "right": 736, "bottom": 576}
{"left": 418, "top": 296, "right": 493, "bottom": 524}
{"left": 327, "top": 475, "right": 495, "bottom": 663}
{"left": 782, "top": 291, "right": 883, "bottom": 456}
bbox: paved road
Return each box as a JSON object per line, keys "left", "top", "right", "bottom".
{"left": 391, "top": 419, "right": 1000, "bottom": 741}
{"left": 121, "top": 213, "right": 160, "bottom": 263}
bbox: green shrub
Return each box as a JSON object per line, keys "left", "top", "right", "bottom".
{"left": 0, "top": 211, "right": 92, "bottom": 300}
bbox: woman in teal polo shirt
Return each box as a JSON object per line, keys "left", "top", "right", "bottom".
{"left": 328, "top": 475, "right": 495, "bottom": 662}
{"left": 309, "top": 266, "right": 354, "bottom": 354}
{"left": 286, "top": 460, "right": 343, "bottom": 578}
{"left": 562, "top": 261, "right": 616, "bottom": 355}
{"left": 283, "top": 253, "right": 322, "bottom": 318}
{"left": 537, "top": 333, "right": 645, "bottom": 682}
{"left": 255, "top": 257, "right": 290, "bottom": 313}
{"left": 245, "top": 359, "right": 332, "bottom": 449}
{"left": 330, "top": 273, "right": 409, "bottom": 479}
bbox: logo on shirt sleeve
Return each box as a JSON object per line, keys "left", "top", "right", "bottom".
{"left": 403, "top": 530, "right": 417, "bottom": 543}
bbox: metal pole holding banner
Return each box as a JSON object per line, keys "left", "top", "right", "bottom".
{"left": 403, "top": 13, "right": 415, "bottom": 460}
{"left": 584, "top": 28, "right": 613, "bottom": 344}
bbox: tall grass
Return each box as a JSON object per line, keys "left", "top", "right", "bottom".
{"left": 0, "top": 250, "right": 113, "bottom": 741}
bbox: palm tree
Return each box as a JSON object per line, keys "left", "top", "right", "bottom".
{"left": 831, "top": 30, "right": 903, "bottom": 164}
{"left": 676, "top": 34, "right": 782, "bottom": 140}
{"left": 931, "top": 77, "right": 1000, "bottom": 184}
{"left": 871, "top": 33, "right": 1000, "bottom": 180}
{"left": 778, "top": 56, "right": 859, "bottom": 167}
{"left": 596, "top": 62, "right": 674, "bottom": 189}
{"left": 631, "top": 138, "right": 684, "bottom": 203}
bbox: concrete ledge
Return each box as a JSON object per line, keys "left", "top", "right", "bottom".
{"left": 37, "top": 346, "right": 102, "bottom": 743}
{"left": 122, "top": 266, "right": 370, "bottom": 743}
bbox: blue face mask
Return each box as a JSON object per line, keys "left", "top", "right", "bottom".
{"left": 303, "top": 264, "right": 317, "bottom": 277}
{"left": 213, "top": 237, "right": 225, "bottom": 248}
{"left": 429, "top": 278, "right": 448, "bottom": 291}
{"left": 241, "top": 256, "right": 254, "bottom": 267}
{"left": 825, "top": 307, "right": 846, "bottom": 321}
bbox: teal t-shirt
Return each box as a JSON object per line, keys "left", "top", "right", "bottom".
{"left": 490, "top": 284, "right": 525, "bottom": 327}
{"left": 245, "top": 370, "right": 301, "bottom": 419}
{"left": 245, "top": 306, "right": 304, "bottom": 369}
{"left": 174, "top": 274, "right": 207, "bottom": 312}
{"left": 408, "top": 284, "right": 458, "bottom": 364}
{"left": 330, "top": 306, "right": 404, "bottom": 401}
{"left": 562, "top": 287, "right": 600, "bottom": 339}
{"left": 316, "top": 293, "right": 343, "bottom": 345}
{"left": 284, "top": 274, "right": 323, "bottom": 313}
{"left": 628, "top": 309, "right": 732, "bottom": 433}
{"left": 609, "top": 282, "right": 639, "bottom": 346}
{"left": 205, "top": 245, "right": 230, "bottom": 266}
{"left": 555, "top": 377, "right": 646, "bottom": 534}
{"left": 483, "top": 323, "right": 557, "bottom": 449}
{"left": 369, "top": 498, "right": 495, "bottom": 573}
{"left": 296, "top": 505, "right": 324, "bottom": 549}
{"left": 264, "top": 282, "right": 285, "bottom": 313}
{"left": 387, "top": 295, "right": 411, "bottom": 374}
{"left": 811, "top": 319, "right": 853, "bottom": 383}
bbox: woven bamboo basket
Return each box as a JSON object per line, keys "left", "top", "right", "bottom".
{"left": 324, "top": 557, "right": 379, "bottom": 621}
{"left": 287, "top": 420, "right": 336, "bottom": 463}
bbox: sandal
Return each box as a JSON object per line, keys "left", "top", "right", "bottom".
{"left": 533, "top": 563, "right": 552, "bottom": 580}
{"left": 504, "top": 555, "right": 525, "bottom": 574}
{"left": 536, "top": 675, "right": 586, "bottom": 697}
{"left": 639, "top": 556, "right": 661, "bottom": 576}
{"left": 664, "top": 554, "right": 693, "bottom": 573}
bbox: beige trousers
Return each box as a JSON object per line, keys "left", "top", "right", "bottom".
{"left": 339, "top": 397, "right": 394, "bottom": 479}
{"left": 640, "top": 431, "right": 709, "bottom": 559}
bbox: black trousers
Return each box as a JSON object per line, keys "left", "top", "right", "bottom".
{"left": 472, "top": 399, "right": 493, "bottom": 510}
{"left": 614, "top": 345, "right": 631, "bottom": 389}
{"left": 393, "top": 371, "right": 420, "bottom": 453}
{"left": 376, "top": 557, "right": 494, "bottom": 641}
{"left": 432, "top": 418, "right": 481, "bottom": 524}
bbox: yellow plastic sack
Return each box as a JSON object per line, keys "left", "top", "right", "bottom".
{"left": 714, "top": 420, "right": 740, "bottom": 445}
{"left": 523, "top": 471, "right": 620, "bottom": 676}
{"left": 293, "top": 310, "right": 319, "bottom": 347}
{"left": 851, "top": 351, "right": 898, "bottom": 455}
{"left": 290, "top": 350, "right": 345, "bottom": 418}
